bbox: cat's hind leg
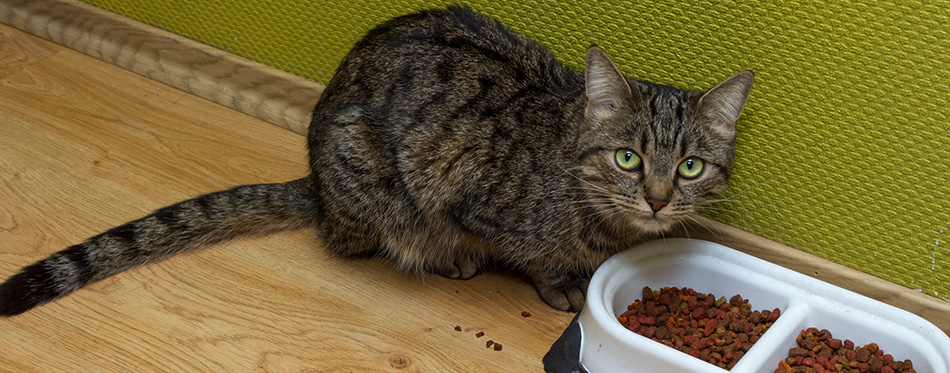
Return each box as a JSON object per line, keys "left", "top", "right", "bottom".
{"left": 318, "top": 216, "right": 382, "bottom": 259}
{"left": 429, "top": 256, "right": 480, "bottom": 280}
{"left": 381, "top": 229, "right": 489, "bottom": 280}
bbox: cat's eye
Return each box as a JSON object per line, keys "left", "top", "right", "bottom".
{"left": 614, "top": 149, "right": 642, "bottom": 171}
{"left": 677, "top": 157, "right": 705, "bottom": 179}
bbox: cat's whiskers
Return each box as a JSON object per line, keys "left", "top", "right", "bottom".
{"left": 552, "top": 199, "right": 617, "bottom": 209}
{"left": 557, "top": 189, "right": 618, "bottom": 200}
{"left": 704, "top": 198, "right": 759, "bottom": 205}
{"left": 705, "top": 180, "right": 772, "bottom": 206}
{"left": 674, "top": 220, "right": 693, "bottom": 240}
{"left": 693, "top": 205, "right": 741, "bottom": 215}
{"left": 555, "top": 166, "right": 648, "bottom": 229}
{"left": 692, "top": 180, "right": 771, "bottom": 221}
{"left": 558, "top": 165, "right": 614, "bottom": 195}
{"left": 685, "top": 214, "right": 727, "bottom": 242}
{"left": 550, "top": 173, "right": 627, "bottom": 219}
{"left": 579, "top": 203, "right": 626, "bottom": 223}
{"left": 550, "top": 184, "right": 617, "bottom": 209}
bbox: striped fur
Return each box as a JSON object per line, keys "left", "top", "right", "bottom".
{"left": 307, "top": 7, "right": 752, "bottom": 311}
{"left": 1, "top": 6, "right": 752, "bottom": 315}
{"left": 0, "top": 179, "right": 316, "bottom": 316}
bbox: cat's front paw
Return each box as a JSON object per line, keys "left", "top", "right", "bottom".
{"left": 536, "top": 278, "right": 589, "bottom": 312}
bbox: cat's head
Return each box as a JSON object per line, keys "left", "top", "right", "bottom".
{"left": 574, "top": 46, "right": 753, "bottom": 234}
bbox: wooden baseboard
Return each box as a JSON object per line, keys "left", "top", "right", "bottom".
{"left": 0, "top": 0, "right": 323, "bottom": 135}
{"left": 2, "top": 0, "right": 948, "bottom": 335}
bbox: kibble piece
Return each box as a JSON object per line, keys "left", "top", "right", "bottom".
{"left": 454, "top": 325, "right": 462, "bottom": 332}
{"left": 493, "top": 343, "right": 503, "bottom": 351}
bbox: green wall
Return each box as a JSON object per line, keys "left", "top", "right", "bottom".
{"left": 83, "top": 0, "right": 950, "bottom": 301}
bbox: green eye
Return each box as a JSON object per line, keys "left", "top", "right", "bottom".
{"left": 678, "top": 157, "right": 705, "bottom": 179}
{"left": 614, "top": 149, "right": 642, "bottom": 171}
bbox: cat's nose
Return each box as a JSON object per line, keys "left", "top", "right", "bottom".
{"left": 646, "top": 198, "right": 668, "bottom": 212}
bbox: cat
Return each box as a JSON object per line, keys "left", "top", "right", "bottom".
{"left": 0, "top": 6, "right": 752, "bottom": 316}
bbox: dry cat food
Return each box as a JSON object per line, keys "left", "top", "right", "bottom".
{"left": 618, "top": 286, "right": 780, "bottom": 370}
{"left": 775, "top": 327, "right": 916, "bottom": 373}
{"left": 456, "top": 327, "right": 504, "bottom": 352}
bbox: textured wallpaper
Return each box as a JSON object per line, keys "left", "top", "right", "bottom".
{"left": 82, "top": 0, "right": 950, "bottom": 301}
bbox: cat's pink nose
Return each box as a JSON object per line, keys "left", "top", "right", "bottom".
{"left": 646, "top": 198, "right": 668, "bottom": 212}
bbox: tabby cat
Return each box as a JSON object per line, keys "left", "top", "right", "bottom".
{"left": 0, "top": 6, "right": 752, "bottom": 315}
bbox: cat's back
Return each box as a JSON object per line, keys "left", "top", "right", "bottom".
{"left": 356, "top": 6, "right": 541, "bottom": 64}
{"left": 325, "top": 6, "right": 579, "bottom": 96}
{"left": 308, "top": 6, "right": 587, "bottom": 241}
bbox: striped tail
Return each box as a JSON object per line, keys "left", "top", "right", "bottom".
{"left": 0, "top": 177, "right": 317, "bottom": 316}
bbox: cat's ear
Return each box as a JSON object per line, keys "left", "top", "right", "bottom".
{"left": 585, "top": 46, "right": 640, "bottom": 120}
{"left": 697, "top": 71, "right": 754, "bottom": 138}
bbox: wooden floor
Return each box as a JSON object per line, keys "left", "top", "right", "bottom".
{"left": 0, "top": 23, "right": 574, "bottom": 372}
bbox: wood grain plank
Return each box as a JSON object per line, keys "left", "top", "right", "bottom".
{"left": 0, "top": 34, "right": 569, "bottom": 372}
{"left": 0, "top": 23, "right": 62, "bottom": 80}
{"left": 0, "top": 0, "right": 323, "bottom": 134}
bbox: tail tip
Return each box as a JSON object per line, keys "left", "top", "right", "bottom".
{"left": 0, "top": 271, "right": 56, "bottom": 317}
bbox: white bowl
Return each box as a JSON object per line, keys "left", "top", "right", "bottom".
{"left": 576, "top": 238, "right": 950, "bottom": 372}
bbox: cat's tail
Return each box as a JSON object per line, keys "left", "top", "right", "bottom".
{"left": 0, "top": 177, "right": 317, "bottom": 316}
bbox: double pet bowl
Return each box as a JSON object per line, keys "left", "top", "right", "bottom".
{"left": 544, "top": 239, "right": 950, "bottom": 372}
